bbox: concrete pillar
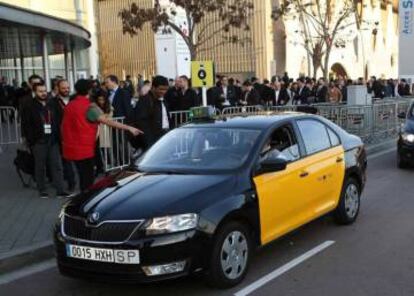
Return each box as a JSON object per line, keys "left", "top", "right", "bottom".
{"left": 41, "top": 33, "right": 50, "bottom": 90}
{"left": 64, "top": 44, "right": 71, "bottom": 88}
{"left": 71, "top": 44, "right": 78, "bottom": 84}
{"left": 86, "top": 0, "right": 99, "bottom": 77}
{"left": 252, "top": 0, "right": 274, "bottom": 79}
{"left": 17, "top": 29, "right": 25, "bottom": 82}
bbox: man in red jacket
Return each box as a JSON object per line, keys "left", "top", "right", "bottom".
{"left": 62, "top": 79, "right": 142, "bottom": 192}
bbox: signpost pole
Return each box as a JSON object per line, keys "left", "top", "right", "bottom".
{"left": 202, "top": 86, "right": 207, "bottom": 107}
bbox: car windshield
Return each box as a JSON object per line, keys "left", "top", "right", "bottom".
{"left": 136, "top": 127, "right": 261, "bottom": 173}
{"left": 409, "top": 104, "right": 414, "bottom": 118}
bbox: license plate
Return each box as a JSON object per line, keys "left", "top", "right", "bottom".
{"left": 66, "top": 244, "right": 140, "bottom": 265}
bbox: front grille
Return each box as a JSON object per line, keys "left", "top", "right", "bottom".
{"left": 62, "top": 215, "right": 143, "bottom": 243}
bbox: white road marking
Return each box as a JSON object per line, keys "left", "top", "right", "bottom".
{"left": 367, "top": 147, "right": 396, "bottom": 160}
{"left": 234, "top": 240, "right": 335, "bottom": 296}
{"left": 0, "top": 259, "right": 56, "bottom": 286}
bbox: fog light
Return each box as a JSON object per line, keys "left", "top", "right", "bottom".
{"left": 142, "top": 261, "right": 186, "bottom": 276}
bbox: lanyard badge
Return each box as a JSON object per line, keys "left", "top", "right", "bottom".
{"left": 43, "top": 110, "right": 52, "bottom": 135}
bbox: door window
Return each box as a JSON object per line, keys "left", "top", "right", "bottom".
{"left": 261, "top": 125, "right": 300, "bottom": 163}
{"left": 327, "top": 127, "right": 340, "bottom": 147}
{"left": 297, "top": 120, "right": 331, "bottom": 155}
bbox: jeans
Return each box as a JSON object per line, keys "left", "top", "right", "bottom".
{"left": 32, "top": 139, "right": 65, "bottom": 193}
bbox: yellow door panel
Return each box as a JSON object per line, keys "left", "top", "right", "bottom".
{"left": 254, "top": 146, "right": 345, "bottom": 246}
{"left": 304, "top": 146, "right": 346, "bottom": 218}
{"left": 254, "top": 158, "right": 314, "bottom": 245}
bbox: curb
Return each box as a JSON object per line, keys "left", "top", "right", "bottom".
{"left": 0, "top": 138, "right": 398, "bottom": 275}
{"left": 0, "top": 241, "right": 54, "bottom": 275}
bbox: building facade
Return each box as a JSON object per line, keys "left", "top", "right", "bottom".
{"left": 0, "top": 0, "right": 97, "bottom": 87}
{"left": 96, "top": 0, "right": 399, "bottom": 81}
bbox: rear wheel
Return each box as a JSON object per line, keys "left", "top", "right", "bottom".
{"left": 206, "top": 221, "right": 251, "bottom": 288}
{"left": 334, "top": 178, "right": 361, "bottom": 225}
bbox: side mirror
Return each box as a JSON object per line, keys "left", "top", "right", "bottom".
{"left": 398, "top": 112, "right": 407, "bottom": 119}
{"left": 257, "top": 156, "right": 288, "bottom": 175}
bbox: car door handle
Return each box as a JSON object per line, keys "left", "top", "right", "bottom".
{"left": 300, "top": 171, "right": 309, "bottom": 178}
{"left": 336, "top": 157, "right": 344, "bottom": 163}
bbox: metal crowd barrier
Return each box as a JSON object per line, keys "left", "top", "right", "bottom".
{"left": 221, "top": 105, "right": 264, "bottom": 116}
{"left": 99, "top": 116, "right": 131, "bottom": 172}
{"left": 0, "top": 107, "right": 20, "bottom": 148}
{"left": 170, "top": 110, "right": 191, "bottom": 128}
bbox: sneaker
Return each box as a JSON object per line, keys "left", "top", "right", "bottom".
{"left": 39, "top": 192, "right": 49, "bottom": 199}
{"left": 57, "top": 191, "right": 73, "bottom": 199}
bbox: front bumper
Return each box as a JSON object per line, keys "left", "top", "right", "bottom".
{"left": 54, "top": 226, "right": 211, "bottom": 283}
{"left": 398, "top": 140, "right": 414, "bottom": 164}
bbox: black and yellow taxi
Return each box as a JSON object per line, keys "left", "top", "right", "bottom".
{"left": 397, "top": 100, "right": 414, "bottom": 168}
{"left": 54, "top": 108, "right": 367, "bottom": 288}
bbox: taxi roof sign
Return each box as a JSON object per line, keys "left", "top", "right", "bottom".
{"left": 191, "top": 61, "right": 215, "bottom": 88}
{"left": 189, "top": 106, "right": 216, "bottom": 122}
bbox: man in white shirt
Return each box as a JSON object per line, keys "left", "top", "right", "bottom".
{"left": 129, "top": 76, "right": 171, "bottom": 150}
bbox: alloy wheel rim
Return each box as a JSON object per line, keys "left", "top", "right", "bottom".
{"left": 220, "top": 230, "right": 248, "bottom": 280}
{"left": 345, "top": 184, "right": 359, "bottom": 219}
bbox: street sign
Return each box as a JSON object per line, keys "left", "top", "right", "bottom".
{"left": 399, "top": 0, "right": 414, "bottom": 82}
{"left": 191, "top": 61, "right": 215, "bottom": 88}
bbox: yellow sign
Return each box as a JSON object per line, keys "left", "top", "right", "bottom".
{"left": 191, "top": 61, "right": 215, "bottom": 88}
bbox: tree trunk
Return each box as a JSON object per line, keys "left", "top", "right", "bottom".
{"left": 323, "top": 47, "right": 332, "bottom": 80}
{"left": 313, "top": 63, "right": 318, "bottom": 79}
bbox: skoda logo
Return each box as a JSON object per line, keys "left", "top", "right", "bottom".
{"left": 87, "top": 212, "right": 100, "bottom": 224}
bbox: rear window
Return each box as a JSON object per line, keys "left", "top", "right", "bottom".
{"left": 297, "top": 120, "right": 331, "bottom": 155}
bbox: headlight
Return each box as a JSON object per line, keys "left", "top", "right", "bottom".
{"left": 145, "top": 214, "right": 198, "bottom": 235}
{"left": 402, "top": 133, "right": 414, "bottom": 143}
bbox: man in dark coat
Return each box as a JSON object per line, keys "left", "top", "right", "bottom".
{"left": 208, "top": 76, "right": 238, "bottom": 109}
{"left": 293, "top": 78, "right": 311, "bottom": 105}
{"left": 165, "top": 77, "right": 182, "bottom": 111}
{"left": 315, "top": 78, "right": 328, "bottom": 103}
{"left": 105, "top": 75, "right": 132, "bottom": 118}
{"left": 20, "top": 82, "right": 68, "bottom": 198}
{"left": 129, "top": 76, "right": 171, "bottom": 151}
{"left": 398, "top": 79, "right": 412, "bottom": 96}
{"left": 262, "top": 79, "right": 275, "bottom": 106}
{"left": 177, "top": 75, "right": 200, "bottom": 111}
{"left": 240, "top": 80, "right": 261, "bottom": 106}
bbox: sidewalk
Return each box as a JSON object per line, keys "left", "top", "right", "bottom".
{"left": 0, "top": 145, "right": 63, "bottom": 257}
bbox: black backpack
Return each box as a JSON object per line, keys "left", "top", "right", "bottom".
{"left": 13, "top": 149, "right": 34, "bottom": 187}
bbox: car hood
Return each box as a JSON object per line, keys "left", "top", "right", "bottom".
{"left": 403, "top": 119, "right": 414, "bottom": 133}
{"left": 65, "top": 171, "right": 237, "bottom": 221}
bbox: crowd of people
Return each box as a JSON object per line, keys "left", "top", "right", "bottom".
{"left": 0, "top": 72, "right": 412, "bottom": 198}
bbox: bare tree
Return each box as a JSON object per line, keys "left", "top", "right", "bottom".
{"left": 119, "top": 0, "right": 254, "bottom": 61}
{"left": 272, "top": 0, "right": 357, "bottom": 79}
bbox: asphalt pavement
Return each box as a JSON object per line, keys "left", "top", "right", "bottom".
{"left": 0, "top": 149, "right": 413, "bottom": 296}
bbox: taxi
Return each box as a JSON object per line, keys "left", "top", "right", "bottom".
{"left": 397, "top": 100, "right": 414, "bottom": 168}
{"left": 54, "top": 108, "right": 367, "bottom": 288}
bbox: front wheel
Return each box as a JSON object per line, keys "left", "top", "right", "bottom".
{"left": 397, "top": 152, "right": 408, "bottom": 169}
{"left": 206, "top": 221, "right": 251, "bottom": 288}
{"left": 334, "top": 178, "right": 361, "bottom": 225}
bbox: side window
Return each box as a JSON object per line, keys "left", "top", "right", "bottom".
{"left": 297, "top": 120, "right": 331, "bottom": 155}
{"left": 261, "top": 125, "right": 300, "bottom": 163}
{"left": 327, "top": 128, "right": 340, "bottom": 147}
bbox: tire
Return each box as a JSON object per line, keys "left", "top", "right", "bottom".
{"left": 206, "top": 221, "right": 252, "bottom": 289}
{"left": 397, "top": 152, "right": 408, "bottom": 169}
{"left": 334, "top": 178, "right": 361, "bottom": 225}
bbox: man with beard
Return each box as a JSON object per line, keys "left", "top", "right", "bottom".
{"left": 21, "top": 82, "right": 69, "bottom": 198}
{"left": 53, "top": 79, "right": 76, "bottom": 192}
